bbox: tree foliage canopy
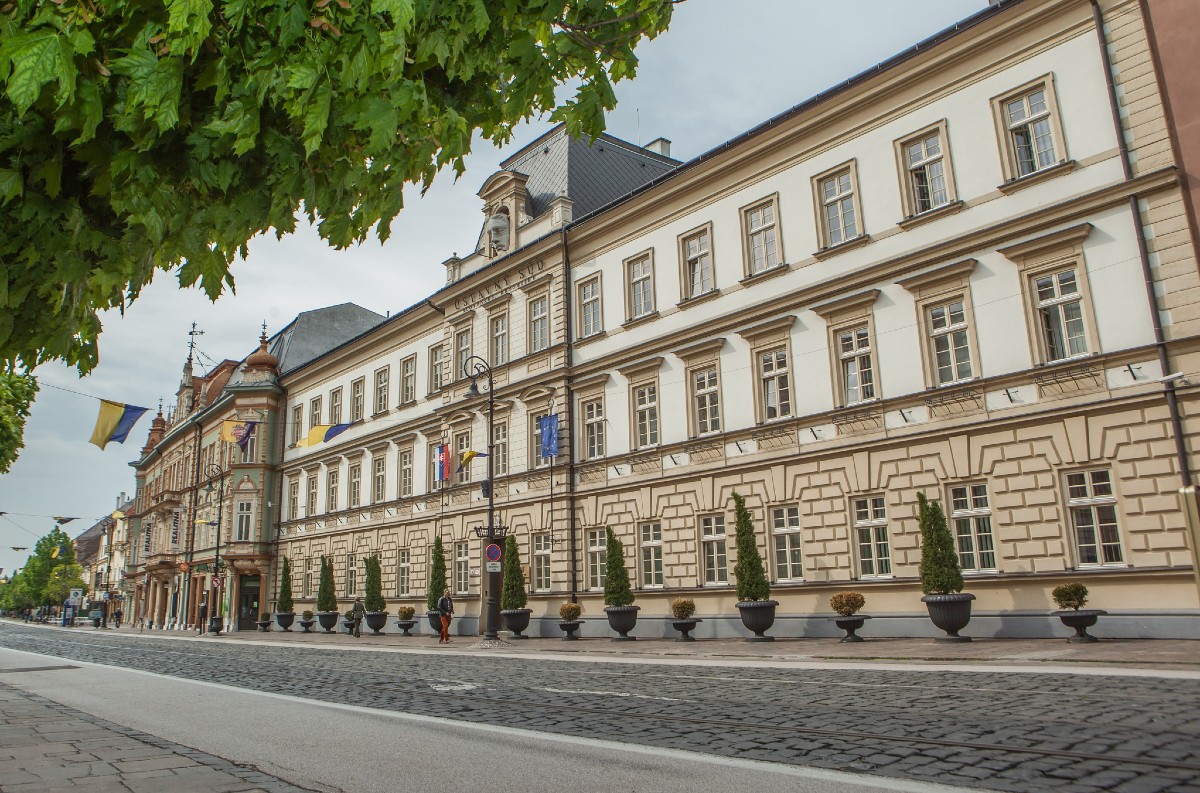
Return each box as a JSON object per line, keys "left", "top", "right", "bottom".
{"left": 0, "top": 0, "right": 678, "bottom": 375}
{"left": 0, "top": 370, "right": 37, "bottom": 474}
{"left": 0, "top": 526, "right": 77, "bottom": 609}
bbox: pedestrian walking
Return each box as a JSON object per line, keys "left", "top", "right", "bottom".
{"left": 113, "top": 608, "right": 122, "bottom": 628}
{"left": 350, "top": 597, "right": 365, "bottom": 638}
{"left": 198, "top": 601, "right": 207, "bottom": 635}
{"left": 437, "top": 588, "right": 454, "bottom": 643}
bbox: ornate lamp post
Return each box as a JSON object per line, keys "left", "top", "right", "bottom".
{"left": 203, "top": 463, "right": 227, "bottom": 635}
{"left": 463, "top": 355, "right": 507, "bottom": 640}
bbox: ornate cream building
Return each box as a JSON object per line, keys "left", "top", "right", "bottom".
{"left": 267, "top": 0, "right": 1200, "bottom": 638}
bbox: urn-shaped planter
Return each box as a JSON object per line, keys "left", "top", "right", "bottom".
{"left": 921, "top": 593, "right": 975, "bottom": 642}
{"left": 298, "top": 619, "right": 315, "bottom": 633}
{"left": 426, "top": 610, "right": 443, "bottom": 633}
{"left": 275, "top": 612, "right": 295, "bottom": 632}
{"left": 208, "top": 615, "right": 224, "bottom": 635}
{"left": 559, "top": 620, "right": 583, "bottom": 640}
{"left": 395, "top": 620, "right": 417, "bottom": 636}
{"left": 316, "top": 611, "right": 339, "bottom": 633}
{"left": 255, "top": 619, "right": 271, "bottom": 632}
{"left": 501, "top": 608, "right": 532, "bottom": 639}
{"left": 364, "top": 612, "right": 388, "bottom": 635}
{"left": 671, "top": 618, "right": 702, "bottom": 642}
{"left": 832, "top": 615, "right": 870, "bottom": 643}
{"left": 604, "top": 605, "right": 640, "bottom": 641}
{"left": 1054, "top": 609, "right": 1107, "bottom": 643}
{"left": 736, "top": 600, "right": 778, "bottom": 642}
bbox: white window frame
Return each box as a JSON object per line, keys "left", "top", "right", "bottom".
{"left": 345, "top": 553, "right": 357, "bottom": 596}
{"left": 626, "top": 251, "right": 655, "bottom": 320}
{"left": 758, "top": 347, "right": 792, "bottom": 421}
{"left": 816, "top": 164, "right": 861, "bottom": 248}
{"left": 329, "top": 387, "right": 343, "bottom": 424}
{"left": 455, "top": 328, "right": 472, "bottom": 382}
{"left": 372, "top": 457, "right": 386, "bottom": 503}
{"left": 692, "top": 366, "right": 721, "bottom": 436}
{"left": 586, "top": 529, "right": 606, "bottom": 591}
{"left": 634, "top": 382, "right": 659, "bottom": 449}
{"left": 1066, "top": 469, "right": 1124, "bottom": 567}
{"left": 491, "top": 314, "right": 508, "bottom": 366}
{"left": 583, "top": 399, "right": 605, "bottom": 460}
{"left": 235, "top": 501, "right": 252, "bottom": 542}
{"left": 291, "top": 405, "right": 303, "bottom": 446}
{"left": 309, "top": 397, "right": 322, "bottom": 431}
{"left": 701, "top": 514, "right": 728, "bottom": 585}
{"left": 929, "top": 298, "right": 974, "bottom": 385}
{"left": 399, "top": 449, "right": 413, "bottom": 498}
{"left": 743, "top": 197, "right": 781, "bottom": 275}
{"left": 533, "top": 532, "right": 552, "bottom": 592}
{"left": 326, "top": 469, "right": 339, "bottom": 513}
{"left": 528, "top": 294, "right": 549, "bottom": 353}
{"left": 579, "top": 276, "right": 603, "bottom": 338}
{"left": 838, "top": 324, "right": 876, "bottom": 405}
{"left": 1034, "top": 268, "right": 1088, "bottom": 362}
{"left": 288, "top": 479, "right": 299, "bottom": 521}
{"left": 348, "top": 463, "right": 362, "bottom": 509}
{"left": 949, "top": 483, "right": 996, "bottom": 572}
{"left": 306, "top": 476, "right": 317, "bottom": 517}
{"left": 853, "top": 496, "right": 892, "bottom": 578}
{"left": 680, "top": 225, "right": 715, "bottom": 300}
{"left": 350, "top": 378, "right": 365, "bottom": 422}
{"left": 429, "top": 344, "right": 445, "bottom": 392}
{"left": 899, "top": 125, "right": 953, "bottom": 216}
{"left": 454, "top": 541, "right": 470, "bottom": 594}
{"left": 400, "top": 355, "right": 417, "bottom": 405}
{"left": 454, "top": 431, "right": 471, "bottom": 484}
{"left": 492, "top": 420, "right": 508, "bottom": 476}
{"left": 640, "top": 522, "right": 663, "bottom": 588}
{"left": 374, "top": 366, "right": 389, "bottom": 415}
{"left": 770, "top": 506, "right": 804, "bottom": 582}
{"left": 396, "top": 549, "right": 410, "bottom": 596}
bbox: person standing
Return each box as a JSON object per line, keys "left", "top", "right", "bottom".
{"left": 350, "top": 597, "right": 365, "bottom": 638}
{"left": 437, "top": 588, "right": 454, "bottom": 643}
{"left": 114, "top": 608, "right": 123, "bottom": 628}
{"left": 198, "top": 600, "right": 208, "bottom": 635}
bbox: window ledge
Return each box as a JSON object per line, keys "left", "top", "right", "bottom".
{"left": 574, "top": 330, "right": 608, "bottom": 347}
{"left": 812, "top": 234, "right": 871, "bottom": 261}
{"left": 739, "top": 264, "right": 790, "bottom": 285}
{"left": 622, "top": 311, "right": 660, "bottom": 330}
{"left": 997, "top": 160, "right": 1076, "bottom": 194}
{"left": 370, "top": 410, "right": 390, "bottom": 419}
{"left": 897, "top": 200, "right": 965, "bottom": 231}
{"left": 676, "top": 289, "right": 722, "bottom": 310}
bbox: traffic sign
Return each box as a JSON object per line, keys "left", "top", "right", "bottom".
{"left": 485, "top": 561, "right": 501, "bottom": 573}
{"left": 68, "top": 588, "right": 83, "bottom": 605}
{"left": 485, "top": 543, "right": 502, "bottom": 562}
{"left": 211, "top": 576, "right": 223, "bottom": 588}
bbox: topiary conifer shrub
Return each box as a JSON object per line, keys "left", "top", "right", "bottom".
{"left": 316, "top": 556, "right": 337, "bottom": 612}
{"left": 426, "top": 536, "right": 448, "bottom": 613}
{"left": 363, "top": 554, "right": 386, "bottom": 612}
{"left": 732, "top": 492, "right": 770, "bottom": 602}
{"left": 603, "top": 527, "right": 634, "bottom": 607}
{"left": 277, "top": 556, "right": 294, "bottom": 614}
{"left": 500, "top": 535, "right": 528, "bottom": 611}
{"left": 918, "top": 493, "right": 964, "bottom": 595}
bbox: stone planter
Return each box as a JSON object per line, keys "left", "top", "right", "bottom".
{"left": 208, "top": 615, "right": 224, "bottom": 635}
{"left": 736, "top": 600, "right": 778, "bottom": 642}
{"left": 255, "top": 620, "right": 271, "bottom": 632}
{"left": 671, "top": 618, "right": 702, "bottom": 641}
{"left": 275, "top": 612, "right": 295, "bottom": 632}
{"left": 832, "top": 615, "right": 870, "bottom": 643}
{"left": 298, "top": 619, "right": 315, "bottom": 633}
{"left": 426, "top": 610, "right": 443, "bottom": 633}
{"left": 1054, "top": 609, "right": 1107, "bottom": 643}
{"left": 501, "top": 608, "right": 532, "bottom": 639}
{"left": 921, "top": 593, "right": 975, "bottom": 642}
{"left": 395, "top": 619, "right": 417, "bottom": 636}
{"left": 559, "top": 619, "right": 583, "bottom": 640}
{"left": 364, "top": 611, "right": 388, "bottom": 635}
{"left": 316, "top": 612, "right": 339, "bottom": 633}
{"left": 604, "top": 605, "right": 640, "bottom": 641}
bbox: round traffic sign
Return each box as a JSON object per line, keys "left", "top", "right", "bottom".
{"left": 211, "top": 576, "right": 223, "bottom": 588}
{"left": 485, "top": 543, "right": 502, "bottom": 562}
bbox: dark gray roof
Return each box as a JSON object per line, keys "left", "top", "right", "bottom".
{"left": 269, "top": 303, "right": 385, "bottom": 374}
{"left": 502, "top": 125, "right": 680, "bottom": 220}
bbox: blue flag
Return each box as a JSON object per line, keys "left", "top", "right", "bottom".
{"left": 539, "top": 414, "right": 559, "bottom": 458}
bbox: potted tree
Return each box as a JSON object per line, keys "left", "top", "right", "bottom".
{"left": 362, "top": 554, "right": 388, "bottom": 634}
{"left": 500, "top": 535, "right": 532, "bottom": 639}
{"left": 426, "top": 536, "right": 448, "bottom": 633}
{"left": 829, "top": 592, "right": 869, "bottom": 642}
{"left": 256, "top": 611, "right": 272, "bottom": 631}
{"left": 732, "top": 492, "right": 778, "bottom": 641}
{"left": 315, "top": 556, "right": 339, "bottom": 633}
{"left": 918, "top": 493, "right": 974, "bottom": 642}
{"left": 1052, "top": 582, "right": 1106, "bottom": 643}
{"left": 275, "top": 556, "right": 295, "bottom": 631}
{"left": 670, "top": 597, "right": 701, "bottom": 641}
{"left": 558, "top": 602, "right": 583, "bottom": 640}
{"left": 395, "top": 605, "right": 417, "bottom": 636}
{"left": 602, "top": 527, "right": 638, "bottom": 640}
{"left": 299, "top": 609, "right": 315, "bottom": 633}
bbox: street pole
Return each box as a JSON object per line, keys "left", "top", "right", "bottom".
{"left": 465, "top": 355, "right": 501, "bottom": 641}
{"left": 204, "top": 463, "right": 226, "bottom": 635}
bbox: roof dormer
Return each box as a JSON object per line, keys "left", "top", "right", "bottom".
{"left": 476, "top": 170, "right": 532, "bottom": 259}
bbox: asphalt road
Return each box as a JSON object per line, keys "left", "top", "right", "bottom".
{"left": 0, "top": 623, "right": 1198, "bottom": 793}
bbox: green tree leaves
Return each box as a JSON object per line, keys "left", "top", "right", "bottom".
{"left": 0, "top": 371, "right": 37, "bottom": 475}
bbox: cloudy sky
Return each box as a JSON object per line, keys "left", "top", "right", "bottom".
{"left": 0, "top": 0, "right": 984, "bottom": 575}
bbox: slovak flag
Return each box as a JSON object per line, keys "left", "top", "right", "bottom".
{"left": 435, "top": 444, "right": 453, "bottom": 482}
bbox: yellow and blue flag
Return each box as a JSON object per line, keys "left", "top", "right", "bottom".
{"left": 455, "top": 449, "right": 489, "bottom": 473}
{"left": 89, "top": 401, "right": 149, "bottom": 450}
{"left": 296, "top": 422, "right": 355, "bottom": 448}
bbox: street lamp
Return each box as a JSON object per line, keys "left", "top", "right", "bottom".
{"left": 463, "top": 355, "right": 507, "bottom": 641}
{"left": 203, "top": 463, "right": 227, "bottom": 635}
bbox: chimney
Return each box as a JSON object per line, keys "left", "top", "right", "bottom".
{"left": 645, "top": 137, "right": 672, "bottom": 158}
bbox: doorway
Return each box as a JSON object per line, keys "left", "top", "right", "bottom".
{"left": 237, "top": 575, "right": 260, "bottom": 631}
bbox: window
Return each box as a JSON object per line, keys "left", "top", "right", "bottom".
{"left": 692, "top": 367, "right": 721, "bottom": 435}
{"left": 853, "top": 496, "right": 892, "bottom": 577}
{"left": 309, "top": 397, "right": 322, "bottom": 430}
{"left": 326, "top": 469, "right": 339, "bottom": 512}
{"left": 533, "top": 532, "right": 552, "bottom": 592}
{"left": 350, "top": 378, "right": 365, "bottom": 422}
{"left": 531, "top": 412, "right": 555, "bottom": 469}
{"left": 758, "top": 348, "right": 792, "bottom": 420}
{"left": 634, "top": 383, "right": 659, "bottom": 448}
{"left": 838, "top": 325, "right": 876, "bottom": 404}
{"left": 372, "top": 457, "right": 386, "bottom": 503}
{"left": 626, "top": 252, "right": 655, "bottom": 320}
{"left": 345, "top": 553, "right": 357, "bottom": 596}
{"left": 288, "top": 479, "right": 299, "bottom": 521}
{"left": 400, "top": 356, "right": 417, "bottom": 404}
{"left": 430, "top": 444, "right": 447, "bottom": 492}
{"left": 329, "top": 387, "right": 343, "bottom": 424}
{"left": 929, "top": 299, "right": 973, "bottom": 384}
{"left": 306, "top": 476, "right": 317, "bottom": 517}
{"left": 992, "top": 77, "right": 1067, "bottom": 184}
{"left": 396, "top": 549, "right": 410, "bottom": 595}
{"left": 454, "top": 542, "right": 470, "bottom": 594}
{"left": 493, "top": 421, "right": 508, "bottom": 476}
{"left": 374, "top": 367, "right": 389, "bottom": 415}
{"left": 290, "top": 405, "right": 303, "bottom": 445}
{"left": 455, "top": 329, "right": 472, "bottom": 381}
{"left": 950, "top": 484, "right": 996, "bottom": 572}
{"left": 304, "top": 557, "right": 313, "bottom": 598}
{"left": 901, "top": 128, "right": 950, "bottom": 215}
{"left": 586, "top": 529, "right": 606, "bottom": 590}
{"left": 743, "top": 198, "right": 780, "bottom": 275}
{"left": 454, "top": 431, "right": 471, "bottom": 484}
{"left": 236, "top": 501, "right": 252, "bottom": 542}
{"left": 583, "top": 399, "right": 604, "bottom": 460}
{"left": 399, "top": 450, "right": 413, "bottom": 498}
{"left": 491, "top": 315, "right": 508, "bottom": 366}
{"left": 1035, "top": 269, "right": 1087, "bottom": 361}
{"left": 640, "top": 523, "right": 663, "bottom": 587}
{"left": 771, "top": 506, "right": 803, "bottom": 581}
{"left": 680, "top": 226, "right": 714, "bottom": 300}
{"left": 348, "top": 463, "right": 362, "bottom": 509}
{"left": 429, "top": 344, "right": 445, "bottom": 391}
{"left": 579, "top": 276, "right": 603, "bottom": 338}
{"left": 1066, "top": 470, "right": 1124, "bottom": 566}
{"left": 239, "top": 429, "right": 257, "bottom": 464}
{"left": 528, "top": 295, "right": 549, "bottom": 353}
{"left": 816, "top": 165, "right": 860, "bottom": 247}
{"left": 701, "top": 515, "right": 727, "bottom": 584}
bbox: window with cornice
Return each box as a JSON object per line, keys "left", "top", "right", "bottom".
{"left": 813, "top": 290, "right": 880, "bottom": 408}
{"left": 814, "top": 163, "right": 862, "bottom": 249}
{"left": 290, "top": 405, "right": 303, "bottom": 445}
{"left": 326, "top": 469, "right": 339, "bottom": 513}
{"left": 288, "top": 479, "right": 299, "bottom": 521}
{"left": 898, "top": 260, "right": 980, "bottom": 389}
{"left": 454, "top": 430, "right": 471, "bottom": 484}
{"left": 309, "top": 397, "right": 322, "bottom": 430}
{"left": 626, "top": 252, "right": 655, "bottom": 320}
{"left": 582, "top": 398, "right": 604, "bottom": 460}
{"left": 492, "top": 420, "right": 508, "bottom": 475}
{"left": 758, "top": 348, "right": 792, "bottom": 421}
{"left": 693, "top": 368, "right": 721, "bottom": 435}
{"left": 455, "top": 328, "right": 472, "bottom": 382}
{"left": 634, "top": 383, "right": 659, "bottom": 448}
{"left": 373, "top": 366, "right": 389, "bottom": 415}
{"left": 306, "top": 476, "right": 317, "bottom": 517}
{"left": 742, "top": 197, "right": 781, "bottom": 275}
{"left": 429, "top": 343, "right": 445, "bottom": 391}
{"left": 348, "top": 463, "right": 362, "bottom": 509}
{"left": 895, "top": 121, "right": 958, "bottom": 220}
{"left": 491, "top": 314, "right": 508, "bottom": 366}
{"left": 680, "top": 226, "right": 715, "bottom": 300}
{"left": 350, "top": 378, "right": 365, "bottom": 422}
{"left": 329, "top": 387, "right": 343, "bottom": 424}
{"left": 578, "top": 276, "right": 603, "bottom": 338}
{"left": 528, "top": 295, "right": 549, "bottom": 353}
{"left": 399, "top": 449, "right": 413, "bottom": 497}
{"left": 400, "top": 356, "right": 416, "bottom": 404}
{"left": 372, "top": 456, "right": 386, "bottom": 502}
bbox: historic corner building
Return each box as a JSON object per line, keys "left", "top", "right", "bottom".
{"left": 145, "top": 0, "right": 1200, "bottom": 639}
{"left": 125, "top": 307, "right": 383, "bottom": 631}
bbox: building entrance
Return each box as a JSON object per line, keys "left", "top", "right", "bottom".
{"left": 237, "top": 575, "right": 260, "bottom": 631}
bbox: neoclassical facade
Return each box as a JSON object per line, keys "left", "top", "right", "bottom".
{"left": 274, "top": 0, "right": 1200, "bottom": 638}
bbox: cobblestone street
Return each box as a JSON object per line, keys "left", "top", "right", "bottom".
{"left": 1, "top": 623, "right": 1198, "bottom": 793}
